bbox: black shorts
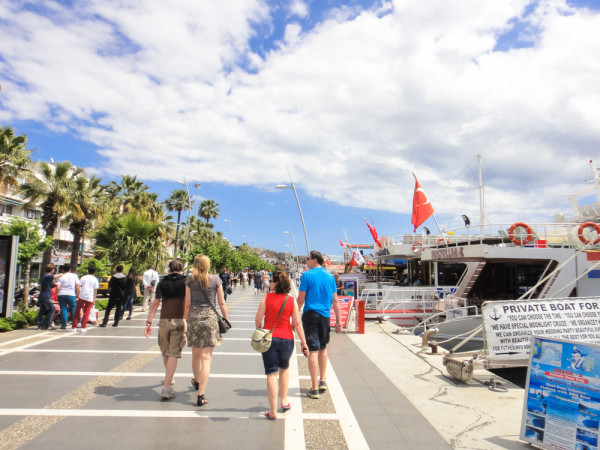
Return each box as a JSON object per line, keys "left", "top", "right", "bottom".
{"left": 302, "top": 310, "right": 330, "bottom": 351}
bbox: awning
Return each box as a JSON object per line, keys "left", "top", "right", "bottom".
{"left": 0, "top": 197, "right": 23, "bottom": 206}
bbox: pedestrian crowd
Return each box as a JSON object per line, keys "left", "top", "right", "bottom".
{"left": 34, "top": 249, "right": 341, "bottom": 420}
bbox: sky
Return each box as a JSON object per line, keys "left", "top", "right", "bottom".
{"left": 1, "top": 0, "right": 600, "bottom": 259}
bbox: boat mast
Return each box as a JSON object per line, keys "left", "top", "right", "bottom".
{"left": 477, "top": 154, "right": 485, "bottom": 235}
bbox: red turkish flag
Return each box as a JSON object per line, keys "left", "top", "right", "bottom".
{"left": 411, "top": 174, "right": 434, "bottom": 232}
{"left": 364, "top": 218, "right": 382, "bottom": 248}
{"left": 366, "top": 259, "right": 375, "bottom": 267}
{"left": 339, "top": 239, "right": 345, "bottom": 247}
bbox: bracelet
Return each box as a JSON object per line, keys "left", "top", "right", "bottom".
{"left": 146, "top": 322, "right": 152, "bottom": 326}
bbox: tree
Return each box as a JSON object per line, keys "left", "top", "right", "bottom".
{"left": 92, "top": 212, "right": 169, "bottom": 270}
{"left": 163, "top": 189, "right": 191, "bottom": 254}
{"left": 67, "top": 175, "right": 106, "bottom": 271}
{"left": 105, "top": 174, "right": 151, "bottom": 214}
{"left": 0, "top": 219, "right": 53, "bottom": 303}
{"left": 19, "top": 161, "right": 83, "bottom": 267}
{"left": 0, "top": 126, "right": 32, "bottom": 195}
{"left": 198, "top": 199, "right": 220, "bottom": 224}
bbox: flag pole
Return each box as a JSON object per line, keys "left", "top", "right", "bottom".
{"left": 430, "top": 213, "right": 449, "bottom": 247}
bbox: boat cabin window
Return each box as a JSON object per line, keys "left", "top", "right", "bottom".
{"left": 436, "top": 263, "right": 466, "bottom": 286}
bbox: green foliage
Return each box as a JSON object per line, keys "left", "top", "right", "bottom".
{"left": 77, "top": 258, "right": 111, "bottom": 277}
{"left": 0, "top": 308, "right": 41, "bottom": 332}
{"left": 95, "top": 299, "right": 108, "bottom": 310}
{"left": 0, "top": 219, "right": 53, "bottom": 268}
{"left": 0, "top": 320, "right": 13, "bottom": 332}
{"left": 186, "top": 237, "right": 276, "bottom": 273}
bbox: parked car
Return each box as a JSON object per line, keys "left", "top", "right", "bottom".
{"left": 98, "top": 276, "right": 111, "bottom": 297}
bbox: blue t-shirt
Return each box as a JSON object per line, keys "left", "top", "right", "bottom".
{"left": 299, "top": 267, "right": 336, "bottom": 317}
{"left": 39, "top": 273, "right": 54, "bottom": 300}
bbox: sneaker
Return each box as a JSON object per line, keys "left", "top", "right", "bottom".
{"left": 80, "top": 328, "right": 87, "bottom": 333}
{"left": 161, "top": 387, "right": 176, "bottom": 399}
{"left": 59, "top": 327, "right": 67, "bottom": 331}
{"left": 69, "top": 328, "right": 77, "bottom": 332}
{"left": 319, "top": 381, "right": 328, "bottom": 392}
{"left": 99, "top": 324, "right": 107, "bottom": 328}
{"left": 48, "top": 326, "right": 56, "bottom": 331}
{"left": 308, "top": 389, "right": 320, "bottom": 399}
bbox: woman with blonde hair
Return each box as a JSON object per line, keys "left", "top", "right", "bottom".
{"left": 184, "top": 254, "right": 228, "bottom": 406}
{"left": 255, "top": 271, "right": 309, "bottom": 419}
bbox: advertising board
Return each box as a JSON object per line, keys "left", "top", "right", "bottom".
{"left": 330, "top": 296, "right": 353, "bottom": 329}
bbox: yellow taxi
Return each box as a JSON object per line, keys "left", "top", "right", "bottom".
{"left": 98, "top": 276, "right": 111, "bottom": 297}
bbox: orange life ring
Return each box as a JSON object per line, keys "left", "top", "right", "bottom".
{"left": 412, "top": 242, "right": 423, "bottom": 253}
{"left": 508, "top": 222, "right": 534, "bottom": 246}
{"left": 437, "top": 238, "right": 450, "bottom": 245}
{"left": 577, "top": 222, "right": 600, "bottom": 245}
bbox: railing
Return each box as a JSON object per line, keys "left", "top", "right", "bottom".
{"left": 360, "top": 287, "right": 442, "bottom": 313}
{"left": 379, "top": 222, "right": 596, "bottom": 251}
{"left": 413, "top": 305, "right": 480, "bottom": 329}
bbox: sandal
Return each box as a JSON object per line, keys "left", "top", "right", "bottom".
{"left": 264, "top": 411, "right": 276, "bottom": 420}
{"left": 197, "top": 394, "right": 208, "bottom": 407}
{"left": 191, "top": 378, "right": 199, "bottom": 390}
{"left": 281, "top": 403, "right": 291, "bottom": 412}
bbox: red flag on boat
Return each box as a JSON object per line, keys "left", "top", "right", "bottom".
{"left": 411, "top": 174, "right": 434, "bottom": 232}
{"left": 366, "top": 259, "right": 375, "bottom": 267}
{"left": 339, "top": 239, "right": 345, "bottom": 247}
{"left": 364, "top": 217, "right": 382, "bottom": 248}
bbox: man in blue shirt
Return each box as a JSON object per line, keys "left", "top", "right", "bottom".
{"left": 297, "top": 250, "right": 342, "bottom": 399}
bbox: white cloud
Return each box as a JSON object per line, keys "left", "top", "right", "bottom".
{"left": 1, "top": 0, "right": 599, "bottom": 228}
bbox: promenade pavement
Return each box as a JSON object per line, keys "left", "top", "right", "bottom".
{"left": 0, "top": 286, "right": 528, "bottom": 449}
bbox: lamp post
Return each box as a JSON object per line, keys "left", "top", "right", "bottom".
{"left": 283, "top": 230, "right": 298, "bottom": 269}
{"left": 275, "top": 169, "right": 309, "bottom": 256}
{"left": 193, "top": 183, "right": 201, "bottom": 216}
{"left": 224, "top": 219, "right": 233, "bottom": 245}
{"left": 176, "top": 178, "right": 192, "bottom": 254}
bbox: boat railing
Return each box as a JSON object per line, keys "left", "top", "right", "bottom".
{"left": 359, "top": 288, "right": 442, "bottom": 313}
{"left": 414, "top": 305, "right": 479, "bottom": 329}
{"left": 380, "top": 222, "right": 594, "bottom": 250}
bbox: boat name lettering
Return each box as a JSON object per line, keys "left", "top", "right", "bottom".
{"left": 430, "top": 247, "right": 464, "bottom": 260}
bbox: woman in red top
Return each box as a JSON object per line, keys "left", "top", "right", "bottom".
{"left": 255, "top": 271, "right": 308, "bottom": 419}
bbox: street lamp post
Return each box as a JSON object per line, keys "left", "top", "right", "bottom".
{"left": 224, "top": 219, "right": 233, "bottom": 245}
{"left": 193, "top": 183, "right": 201, "bottom": 217}
{"left": 275, "top": 169, "right": 309, "bottom": 256}
{"left": 176, "top": 179, "right": 192, "bottom": 254}
{"left": 283, "top": 230, "right": 298, "bottom": 269}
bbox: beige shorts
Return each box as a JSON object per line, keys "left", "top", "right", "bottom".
{"left": 158, "top": 318, "right": 186, "bottom": 358}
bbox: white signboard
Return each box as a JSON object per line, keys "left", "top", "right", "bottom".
{"left": 482, "top": 297, "right": 600, "bottom": 359}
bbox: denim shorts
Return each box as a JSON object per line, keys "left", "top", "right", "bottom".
{"left": 302, "top": 310, "right": 330, "bottom": 351}
{"left": 261, "top": 337, "right": 294, "bottom": 375}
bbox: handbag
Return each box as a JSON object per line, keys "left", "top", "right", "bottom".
{"left": 251, "top": 295, "right": 289, "bottom": 353}
{"left": 206, "top": 292, "right": 231, "bottom": 334}
{"left": 227, "top": 286, "right": 232, "bottom": 295}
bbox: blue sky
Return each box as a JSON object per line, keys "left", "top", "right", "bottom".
{"left": 1, "top": 0, "right": 600, "bottom": 258}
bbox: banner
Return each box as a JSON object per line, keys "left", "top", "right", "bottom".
{"left": 482, "top": 297, "right": 600, "bottom": 360}
{"left": 331, "top": 296, "right": 353, "bottom": 329}
{"left": 521, "top": 336, "right": 600, "bottom": 449}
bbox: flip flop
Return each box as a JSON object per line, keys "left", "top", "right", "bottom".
{"left": 264, "top": 411, "right": 277, "bottom": 420}
{"left": 281, "top": 403, "right": 291, "bottom": 412}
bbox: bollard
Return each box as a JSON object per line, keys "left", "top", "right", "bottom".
{"left": 355, "top": 300, "right": 365, "bottom": 334}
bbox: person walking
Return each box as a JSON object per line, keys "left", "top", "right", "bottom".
{"left": 100, "top": 265, "right": 126, "bottom": 327}
{"left": 72, "top": 265, "right": 99, "bottom": 333}
{"left": 122, "top": 267, "right": 137, "bottom": 320}
{"left": 144, "top": 259, "right": 187, "bottom": 399}
{"left": 56, "top": 264, "right": 80, "bottom": 331}
{"left": 297, "top": 250, "right": 342, "bottom": 399}
{"left": 184, "top": 254, "right": 228, "bottom": 407}
{"left": 142, "top": 264, "right": 159, "bottom": 312}
{"left": 253, "top": 270, "right": 262, "bottom": 296}
{"left": 219, "top": 267, "right": 231, "bottom": 302}
{"left": 255, "top": 271, "right": 308, "bottom": 419}
{"left": 262, "top": 272, "right": 270, "bottom": 293}
{"left": 37, "top": 264, "right": 56, "bottom": 330}
{"left": 242, "top": 269, "right": 248, "bottom": 289}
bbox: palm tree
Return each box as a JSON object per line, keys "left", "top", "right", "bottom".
{"left": 198, "top": 199, "right": 220, "bottom": 224}
{"left": 163, "top": 189, "right": 191, "bottom": 253}
{"left": 105, "top": 174, "right": 150, "bottom": 214}
{"left": 92, "top": 212, "right": 168, "bottom": 269}
{"left": 0, "top": 127, "right": 32, "bottom": 195}
{"left": 67, "top": 175, "right": 106, "bottom": 270}
{"left": 19, "top": 161, "right": 83, "bottom": 267}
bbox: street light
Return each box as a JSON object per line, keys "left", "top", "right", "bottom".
{"left": 275, "top": 169, "right": 309, "bottom": 256}
{"left": 283, "top": 230, "right": 298, "bottom": 268}
{"left": 176, "top": 178, "right": 192, "bottom": 254}
{"left": 194, "top": 183, "right": 201, "bottom": 216}
{"left": 224, "top": 219, "right": 233, "bottom": 245}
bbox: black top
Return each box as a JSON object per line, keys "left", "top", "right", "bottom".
{"left": 109, "top": 273, "right": 127, "bottom": 300}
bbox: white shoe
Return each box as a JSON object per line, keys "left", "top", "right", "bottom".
{"left": 80, "top": 328, "right": 87, "bottom": 333}
{"left": 68, "top": 328, "right": 77, "bottom": 332}
{"left": 161, "top": 386, "right": 176, "bottom": 399}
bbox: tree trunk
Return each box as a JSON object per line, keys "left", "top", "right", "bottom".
{"left": 23, "top": 259, "right": 31, "bottom": 307}
{"left": 41, "top": 222, "right": 57, "bottom": 268}
{"left": 70, "top": 228, "right": 82, "bottom": 272}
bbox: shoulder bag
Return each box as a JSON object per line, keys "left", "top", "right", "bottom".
{"left": 251, "top": 295, "right": 289, "bottom": 353}
{"left": 203, "top": 279, "right": 232, "bottom": 334}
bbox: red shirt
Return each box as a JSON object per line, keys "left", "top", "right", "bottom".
{"left": 263, "top": 293, "right": 294, "bottom": 339}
